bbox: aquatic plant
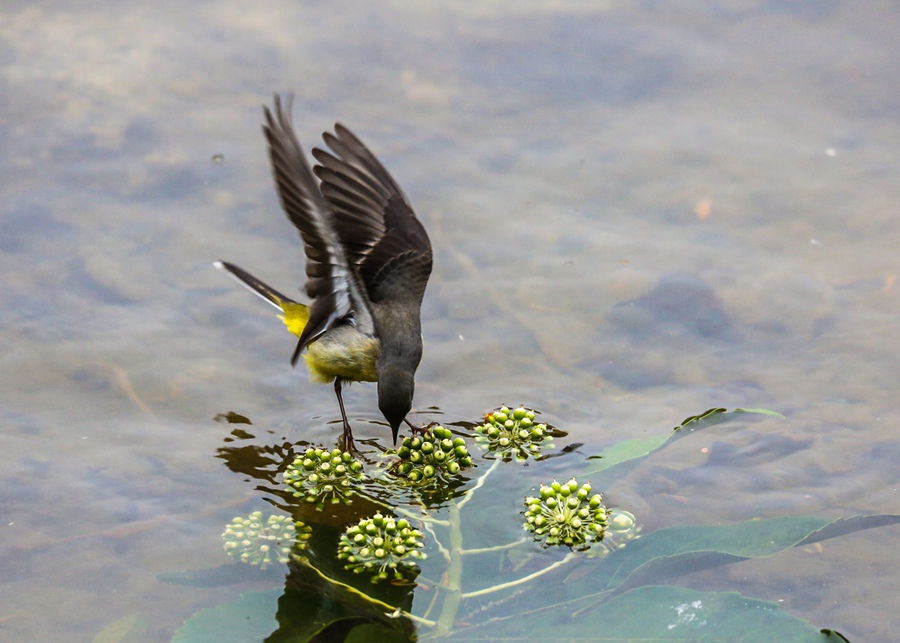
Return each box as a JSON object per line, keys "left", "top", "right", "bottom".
{"left": 222, "top": 511, "right": 312, "bottom": 569}
{"left": 176, "top": 407, "right": 882, "bottom": 643}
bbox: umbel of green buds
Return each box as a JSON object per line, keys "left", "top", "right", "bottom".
{"left": 394, "top": 426, "right": 473, "bottom": 483}
{"left": 222, "top": 511, "right": 312, "bottom": 569}
{"left": 474, "top": 406, "right": 552, "bottom": 460}
{"left": 283, "top": 447, "right": 364, "bottom": 511}
{"left": 337, "top": 513, "right": 426, "bottom": 583}
{"left": 523, "top": 479, "right": 609, "bottom": 548}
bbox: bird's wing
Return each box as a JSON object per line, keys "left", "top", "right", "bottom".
{"left": 263, "top": 96, "right": 375, "bottom": 362}
{"left": 312, "top": 124, "right": 433, "bottom": 306}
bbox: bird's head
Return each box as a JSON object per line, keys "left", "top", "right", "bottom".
{"left": 377, "top": 365, "right": 415, "bottom": 445}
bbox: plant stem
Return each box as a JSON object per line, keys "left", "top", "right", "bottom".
{"left": 422, "top": 519, "right": 452, "bottom": 562}
{"left": 461, "top": 537, "right": 528, "bottom": 555}
{"left": 395, "top": 505, "right": 451, "bottom": 527}
{"left": 355, "top": 492, "right": 450, "bottom": 527}
{"left": 429, "top": 455, "right": 503, "bottom": 635}
{"left": 294, "top": 557, "right": 437, "bottom": 627}
{"left": 460, "top": 551, "right": 578, "bottom": 599}
{"left": 456, "top": 458, "right": 501, "bottom": 510}
{"left": 432, "top": 501, "right": 464, "bottom": 636}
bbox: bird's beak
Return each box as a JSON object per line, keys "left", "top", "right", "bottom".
{"left": 391, "top": 421, "right": 402, "bottom": 446}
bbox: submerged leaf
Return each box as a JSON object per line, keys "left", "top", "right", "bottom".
{"left": 733, "top": 408, "right": 785, "bottom": 417}
{"left": 172, "top": 589, "right": 279, "bottom": 643}
{"left": 578, "top": 407, "right": 782, "bottom": 483}
{"left": 172, "top": 587, "right": 415, "bottom": 642}
{"left": 451, "top": 585, "right": 848, "bottom": 641}
{"left": 594, "top": 587, "right": 848, "bottom": 641}
{"left": 571, "top": 513, "right": 900, "bottom": 597}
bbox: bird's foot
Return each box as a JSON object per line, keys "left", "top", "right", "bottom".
{"left": 404, "top": 418, "right": 439, "bottom": 437}
{"left": 339, "top": 425, "right": 356, "bottom": 452}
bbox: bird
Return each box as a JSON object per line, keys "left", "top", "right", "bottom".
{"left": 215, "top": 94, "right": 432, "bottom": 448}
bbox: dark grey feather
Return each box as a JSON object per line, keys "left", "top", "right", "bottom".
{"left": 262, "top": 96, "right": 375, "bottom": 358}
{"left": 312, "top": 124, "right": 432, "bottom": 305}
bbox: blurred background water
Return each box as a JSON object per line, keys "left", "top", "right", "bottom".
{"left": 1, "top": 1, "right": 898, "bottom": 640}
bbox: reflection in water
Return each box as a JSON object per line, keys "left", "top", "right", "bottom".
{"left": 215, "top": 425, "right": 296, "bottom": 485}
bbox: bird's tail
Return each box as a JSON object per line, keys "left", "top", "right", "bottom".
{"left": 214, "top": 261, "right": 310, "bottom": 339}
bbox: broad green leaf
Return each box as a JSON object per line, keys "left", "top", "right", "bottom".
{"left": 581, "top": 434, "right": 671, "bottom": 475}
{"left": 576, "top": 513, "right": 900, "bottom": 597}
{"left": 489, "top": 513, "right": 897, "bottom": 635}
{"left": 449, "top": 585, "right": 847, "bottom": 641}
{"left": 172, "top": 586, "right": 416, "bottom": 643}
{"left": 172, "top": 589, "right": 279, "bottom": 643}
{"left": 733, "top": 408, "right": 785, "bottom": 417}
{"left": 577, "top": 408, "right": 781, "bottom": 482}
{"left": 796, "top": 513, "right": 900, "bottom": 547}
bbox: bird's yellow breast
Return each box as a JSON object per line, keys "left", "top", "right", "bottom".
{"left": 305, "top": 329, "right": 379, "bottom": 383}
{"left": 279, "top": 301, "right": 379, "bottom": 383}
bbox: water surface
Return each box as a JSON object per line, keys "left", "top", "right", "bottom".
{"left": 1, "top": 2, "right": 898, "bottom": 640}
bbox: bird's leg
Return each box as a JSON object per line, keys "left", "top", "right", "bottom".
{"left": 334, "top": 378, "right": 355, "bottom": 451}
{"left": 404, "top": 417, "right": 439, "bottom": 437}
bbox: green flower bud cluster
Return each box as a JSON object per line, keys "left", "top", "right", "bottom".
{"left": 474, "top": 406, "right": 552, "bottom": 460}
{"left": 337, "top": 513, "right": 426, "bottom": 583}
{"left": 222, "top": 511, "right": 312, "bottom": 569}
{"left": 283, "top": 447, "right": 364, "bottom": 510}
{"left": 523, "top": 478, "right": 608, "bottom": 547}
{"left": 394, "top": 426, "right": 473, "bottom": 483}
{"left": 587, "top": 510, "right": 641, "bottom": 558}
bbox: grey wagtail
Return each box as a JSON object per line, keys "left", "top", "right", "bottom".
{"left": 216, "top": 95, "right": 432, "bottom": 447}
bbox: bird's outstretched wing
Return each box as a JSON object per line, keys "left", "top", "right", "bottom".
{"left": 263, "top": 96, "right": 374, "bottom": 363}
{"left": 312, "top": 124, "right": 433, "bottom": 306}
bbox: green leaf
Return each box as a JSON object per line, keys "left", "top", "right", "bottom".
{"left": 581, "top": 434, "right": 671, "bottom": 475}
{"left": 590, "top": 586, "right": 849, "bottom": 642}
{"left": 172, "top": 585, "right": 417, "bottom": 642}
{"left": 796, "top": 513, "right": 900, "bottom": 547}
{"left": 594, "top": 586, "right": 849, "bottom": 641}
{"left": 577, "top": 407, "right": 781, "bottom": 483}
{"left": 733, "top": 408, "right": 785, "bottom": 417}
{"left": 172, "top": 589, "right": 279, "bottom": 643}
{"left": 450, "top": 585, "right": 848, "bottom": 641}
{"left": 171, "top": 588, "right": 384, "bottom": 643}
{"left": 472, "top": 585, "right": 852, "bottom": 643}
{"left": 576, "top": 513, "right": 900, "bottom": 597}
{"left": 481, "top": 513, "right": 896, "bottom": 638}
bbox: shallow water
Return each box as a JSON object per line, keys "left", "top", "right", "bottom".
{"left": 1, "top": 2, "right": 898, "bottom": 641}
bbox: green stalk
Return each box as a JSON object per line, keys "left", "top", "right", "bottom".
{"left": 461, "top": 551, "right": 577, "bottom": 598}
{"left": 456, "top": 458, "right": 501, "bottom": 510}
{"left": 427, "top": 457, "right": 505, "bottom": 635}
{"left": 294, "top": 556, "right": 437, "bottom": 627}
{"left": 432, "top": 501, "right": 464, "bottom": 636}
{"left": 461, "top": 537, "right": 527, "bottom": 555}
